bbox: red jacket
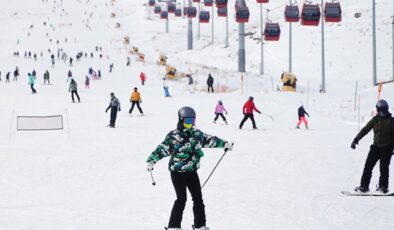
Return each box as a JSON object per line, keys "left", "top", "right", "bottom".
{"left": 243, "top": 100, "right": 261, "bottom": 114}
{"left": 140, "top": 72, "right": 146, "bottom": 81}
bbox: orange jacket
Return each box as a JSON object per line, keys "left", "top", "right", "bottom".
{"left": 130, "top": 92, "right": 141, "bottom": 101}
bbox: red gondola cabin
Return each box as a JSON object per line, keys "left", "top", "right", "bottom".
{"left": 168, "top": 3, "right": 176, "bottom": 13}
{"left": 199, "top": 11, "right": 210, "bottom": 23}
{"left": 301, "top": 4, "right": 321, "bottom": 26}
{"left": 264, "top": 23, "right": 281, "bottom": 41}
{"left": 187, "top": 6, "right": 197, "bottom": 18}
{"left": 324, "top": 2, "right": 342, "bottom": 22}
{"left": 154, "top": 6, "right": 161, "bottom": 14}
{"left": 216, "top": 0, "right": 228, "bottom": 8}
{"left": 236, "top": 7, "right": 249, "bottom": 23}
{"left": 285, "top": 5, "right": 300, "bottom": 22}
{"left": 204, "top": 0, "right": 213, "bottom": 7}
{"left": 217, "top": 7, "right": 227, "bottom": 17}
{"left": 160, "top": 11, "right": 168, "bottom": 19}
{"left": 175, "top": 8, "right": 182, "bottom": 17}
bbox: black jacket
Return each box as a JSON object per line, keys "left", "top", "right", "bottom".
{"left": 354, "top": 114, "right": 394, "bottom": 147}
{"left": 298, "top": 106, "right": 309, "bottom": 119}
{"left": 207, "top": 75, "right": 214, "bottom": 85}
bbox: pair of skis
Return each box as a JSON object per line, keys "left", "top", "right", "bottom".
{"left": 164, "top": 226, "right": 200, "bottom": 230}
{"left": 341, "top": 190, "right": 394, "bottom": 196}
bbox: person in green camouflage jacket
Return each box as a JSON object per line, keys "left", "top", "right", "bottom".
{"left": 351, "top": 99, "right": 394, "bottom": 194}
{"left": 146, "top": 106, "right": 234, "bottom": 230}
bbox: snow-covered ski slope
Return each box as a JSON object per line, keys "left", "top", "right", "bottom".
{"left": 0, "top": 0, "right": 393, "bottom": 229}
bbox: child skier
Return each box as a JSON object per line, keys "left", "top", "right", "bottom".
{"left": 351, "top": 99, "right": 394, "bottom": 194}
{"left": 85, "top": 75, "right": 90, "bottom": 88}
{"left": 296, "top": 105, "right": 310, "bottom": 129}
{"left": 213, "top": 100, "right": 228, "bottom": 124}
{"left": 146, "top": 106, "right": 234, "bottom": 230}
{"left": 140, "top": 72, "right": 146, "bottom": 85}
{"left": 28, "top": 73, "right": 36, "bottom": 94}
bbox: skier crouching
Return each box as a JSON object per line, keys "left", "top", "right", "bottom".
{"left": 146, "top": 107, "right": 234, "bottom": 230}
{"left": 351, "top": 99, "right": 394, "bottom": 194}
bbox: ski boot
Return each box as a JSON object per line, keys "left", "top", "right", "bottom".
{"left": 193, "top": 226, "right": 210, "bottom": 230}
{"left": 296, "top": 126, "right": 300, "bottom": 129}
{"left": 224, "top": 120, "right": 228, "bottom": 125}
{"left": 376, "top": 186, "right": 389, "bottom": 194}
{"left": 354, "top": 186, "right": 369, "bottom": 193}
{"left": 164, "top": 227, "right": 183, "bottom": 230}
{"left": 305, "top": 124, "right": 309, "bottom": 130}
{"left": 213, "top": 119, "right": 216, "bottom": 124}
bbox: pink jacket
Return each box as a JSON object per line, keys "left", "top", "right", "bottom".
{"left": 215, "top": 104, "right": 227, "bottom": 114}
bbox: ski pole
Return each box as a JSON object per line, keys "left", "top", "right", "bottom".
{"left": 201, "top": 149, "right": 229, "bottom": 189}
{"left": 260, "top": 113, "right": 274, "bottom": 121}
{"left": 149, "top": 170, "right": 156, "bottom": 186}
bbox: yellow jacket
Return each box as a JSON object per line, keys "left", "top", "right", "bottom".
{"left": 130, "top": 92, "right": 141, "bottom": 101}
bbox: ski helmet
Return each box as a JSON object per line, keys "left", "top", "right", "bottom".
{"left": 376, "top": 99, "right": 389, "bottom": 116}
{"left": 249, "top": 96, "right": 254, "bottom": 101}
{"left": 178, "top": 106, "right": 196, "bottom": 120}
{"left": 110, "top": 92, "right": 114, "bottom": 97}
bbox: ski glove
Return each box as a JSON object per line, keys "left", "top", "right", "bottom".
{"left": 351, "top": 139, "right": 358, "bottom": 150}
{"left": 224, "top": 141, "right": 234, "bottom": 151}
{"left": 146, "top": 162, "right": 154, "bottom": 172}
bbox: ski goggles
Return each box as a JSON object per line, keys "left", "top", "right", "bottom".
{"left": 183, "top": 117, "right": 196, "bottom": 125}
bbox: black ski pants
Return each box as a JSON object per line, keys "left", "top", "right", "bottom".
{"left": 110, "top": 107, "right": 118, "bottom": 127}
{"left": 207, "top": 84, "right": 214, "bottom": 93}
{"left": 129, "top": 101, "right": 143, "bottom": 114}
{"left": 30, "top": 83, "right": 36, "bottom": 93}
{"left": 360, "top": 145, "right": 393, "bottom": 190}
{"left": 239, "top": 113, "right": 257, "bottom": 129}
{"left": 214, "top": 113, "right": 226, "bottom": 122}
{"left": 71, "top": 90, "right": 80, "bottom": 102}
{"left": 168, "top": 171, "right": 206, "bottom": 229}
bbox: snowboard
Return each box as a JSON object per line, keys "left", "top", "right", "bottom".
{"left": 341, "top": 190, "right": 394, "bottom": 196}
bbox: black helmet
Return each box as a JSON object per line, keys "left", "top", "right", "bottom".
{"left": 249, "top": 96, "right": 254, "bottom": 101}
{"left": 178, "top": 106, "right": 196, "bottom": 120}
{"left": 376, "top": 99, "right": 389, "bottom": 116}
{"left": 110, "top": 92, "right": 114, "bottom": 97}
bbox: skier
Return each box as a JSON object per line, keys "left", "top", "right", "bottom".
{"left": 6, "top": 72, "right": 10, "bottom": 83}
{"left": 67, "top": 70, "right": 72, "bottom": 82}
{"left": 239, "top": 96, "right": 261, "bottom": 129}
{"left": 13, "top": 67, "right": 19, "bottom": 81}
{"left": 85, "top": 75, "right": 90, "bottom": 88}
{"left": 126, "top": 56, "right": 130, "bottom": 66}
{"left": 139, "top": 72, "right": 146, "bottom": 86}
{"left": 187, "top": 74, "right": 194, "bottom": 93}
{"left": 163, "top": 78, "right": 171, "bottom": 97}
{"left": 296, "top": 105, "right": 310, "bottom": 129}
{"left": 105, "top": 92, "right": 121, "bottom": 128}
{"left": 69, "top": 57, "right": 73, "bottom": 66}
{"left": 28, "top": 73, "right": 36, "bottom": 94}
{"left": 43, "top": 70, "right": 50, "bottom": 85}
{"left": 213, "top": 100, "right": 228, "bottom": 125}
{"left": 69, "top": 78, "right": 80, "bottom": 103}
{"left": 146, "top": 106, "right": 234, "bottom": 230}
{"left": 129, "top": 87, "right": 144, "bottom": 116}
{"left": 32, "top": 69, "right": 36, "bottom": 79}
{"left": 109, "top": 63, "right": 114, "bottom": 73}
{"left": 351, "top": 99, "right": 394, "bottom": 194}
{"left": 207, "top": 74, "right": 214, "bottom": 93}
{"left": 97, "top": 69, "right": 101, "bottom": 80}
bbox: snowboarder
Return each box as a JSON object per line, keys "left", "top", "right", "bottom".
{"left": 213, "top": 100, "right": 228, "bottom": 124}
{"left": 239, "top": 96, "right": 261, "bottom": 129}
{"left": 69, "top": 78, "right": 80, "bottom": 103}
{"left": 207, "top": 74, "right": 214, "bottom": 93}
{"left": 105, "top": 92, "right": 121, "bottom": 128}
{"left": 28, "top": 73, "right": 36, "bottom": 94}
{"left": 296, "top": 105, "right": 310, "bottom": 129}
{"left": 139, "top": 72, "right": 146, "bottom": 85}
{"left": 351, "top": 99, "right": 394, "bottom": 194}
{"left": 43, "top": 70, "right": 50, "bottom": 84}
{"left": 146, "top": 106, "right": 234, "bottom": 230}
{"left": 129, "top": 87, "right": 143, "bottom": 116}
{"left": 85, "top": 75, "right": 90, "bottom": 88}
